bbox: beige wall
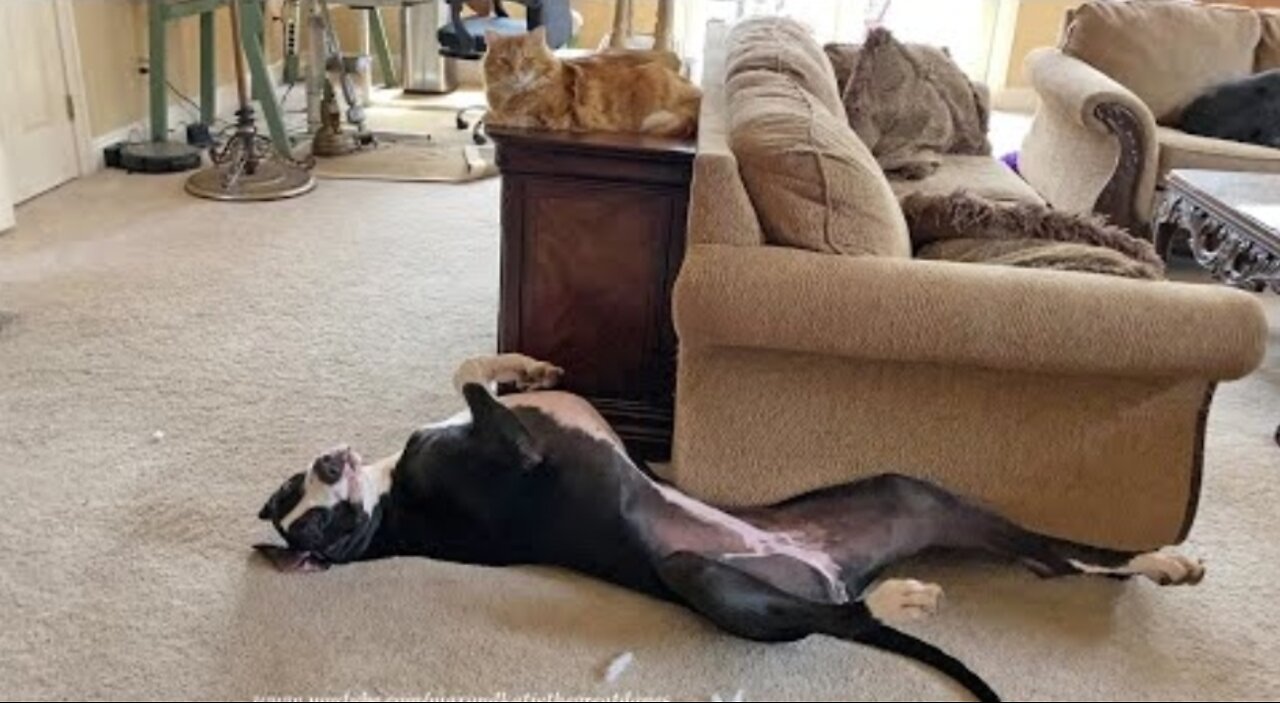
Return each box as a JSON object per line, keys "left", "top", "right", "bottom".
{"left": 75, "top": 0, "right": 285, "bottom": 139}
{"left": 74, "top": 0, "right": 146, "bottom": 139}
{"left": 572, "top": 0, "right": 657, "bottom": 49}
{"left": 1004, "top": 0, "right": 1080, "bottom": 89}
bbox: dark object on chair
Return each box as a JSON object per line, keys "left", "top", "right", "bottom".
{"left": 439, "top": 0, "right": 572, "bottom": 59}
{"left": 1179, "top": 69, "right": 1280, "bottom": 149}
{"left": 439, "top": 0, "right": 574, "bottom": 143}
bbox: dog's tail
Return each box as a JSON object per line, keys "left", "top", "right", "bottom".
{"left": 853, "top": 625, "right": 1000, "bottom": 702}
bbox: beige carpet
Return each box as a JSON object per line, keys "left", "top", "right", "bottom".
{"left": 1, "top": 172, "right": 1278, "bottom": 701}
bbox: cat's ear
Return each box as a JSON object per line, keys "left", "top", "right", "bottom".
{"left": 484, "top": 29, "right": 502, "bottom": 48}
{"left": 527, "top": 26, "right": 547, "bottom": 46}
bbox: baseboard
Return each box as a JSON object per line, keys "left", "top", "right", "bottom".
{"left": 89, "top": 62, "right": 287, "bottom": 172}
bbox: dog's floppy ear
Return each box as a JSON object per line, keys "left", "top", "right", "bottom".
{"left": 253, "top": 544, "right": 330, "bottom": 573}
{"left": 462, "top": 382, "right": 543, "bottom": 471}
{"left": 258, "top": 473, "right": 305, "bottom": 521}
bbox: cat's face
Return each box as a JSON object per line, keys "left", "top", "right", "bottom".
{"left": 483, "top": 27, "right": 556, "bottom": 96}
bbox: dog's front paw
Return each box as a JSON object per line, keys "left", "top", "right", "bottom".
{"left": 865, "top": 578, "right": 943, "bottom": 623}
{"left": 516, "top": 360, "right": 564, "bottom": 391}
{"left": 1128, "top": 551, "right": 1205, "bottom": 586}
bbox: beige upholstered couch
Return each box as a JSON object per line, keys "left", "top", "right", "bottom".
{"left": 1021, "top": 0, "right": 1280, "bottom": 241}
{"left": 669, "top": 18, "right": 1268, "bottom": 551}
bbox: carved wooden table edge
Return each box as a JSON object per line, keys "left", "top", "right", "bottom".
{"left": 1155, "top": 173, "right": 1280, "bottom": 293}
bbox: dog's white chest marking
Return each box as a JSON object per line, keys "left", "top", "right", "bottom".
{"left": 503, "top": 391, "right": 625, "bottom": 449}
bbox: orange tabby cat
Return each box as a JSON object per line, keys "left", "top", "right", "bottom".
{"left": 483, "top": 28, "right": 701, "bottom": 138}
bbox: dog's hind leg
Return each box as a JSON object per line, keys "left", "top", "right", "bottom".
{"left": 863, "top": 475, "right": 1206, "bottom": 586}
{"left": 655, "top": 551, "right": 999, "bottom": 701}
{"left": 451, "top": 354, "right": 564, "bottom": 394}
{"left": 990, "top": 529, "right": 1205, "bottom": 586}
{"left": 770, "top": 473, "right": 1203, "bottom": 588}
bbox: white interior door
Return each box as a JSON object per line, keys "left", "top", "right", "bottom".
{"left": 0, "top": 0, "right": 81, "bottom": 204}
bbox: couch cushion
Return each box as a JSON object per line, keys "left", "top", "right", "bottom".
{"left": 725, "top": 17, "right": 846, "bottom": 118}
{"left": 890, "top": 155, "right": 1045, "bottom": 206}
{"left": 826, "top": 30, "right": 991, "bottom": 179}
{"left": 726, "top": 69, "right": 911, "bottom": 258}
{"left": 1260, "top": 10, "right": 1280, "bottom": 71}
{"left": 1156, "top": 127, "right": 1280, "bottom": 175}
{"left": 1062, "top": 0, "right": 1262, "bottom": 125}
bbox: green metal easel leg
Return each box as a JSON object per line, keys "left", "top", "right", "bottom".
{"left": 200, "top": 10, "right": 217, "bottom": 126}
{"left": 367, "top": 8, "right": 398, "bottom": 87}
{"left": 237, "top": 0, "right": 291, "bottom": 154}
{"left": 149, "top": 0, "right": 168, "bottom": 141}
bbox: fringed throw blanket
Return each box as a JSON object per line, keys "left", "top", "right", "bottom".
{"left": 825, "top": 29, "right": 991, "bottom": 179}
{"left": 901, "top": 191, "right": 1166, "bottom": 280}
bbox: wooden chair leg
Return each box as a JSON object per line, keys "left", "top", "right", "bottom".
{"left": 609, "top": 0, "right": 632, "bottom": 49}
{"left": 654, "top": 0, "right": 675, "bottom": 52}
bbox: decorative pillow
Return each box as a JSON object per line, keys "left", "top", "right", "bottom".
{"left": 901, "top": 191, "right": 1164, "bottom": 279}
{"left": 1062, "top": 1, "right": 1262, "bottom": 125}
{"left": 826, "top": 30, "right": 991, "bottom": 180}
{"left": 823, "top": 43, "right": 861, "bottom": 91}
{"left": 727, "top": 69, "right": 911, "bottom": 258}
{"left": 1259, "top": 10, "right": 1280, "bottom": 71}
{"left": 1179, "top": 70, "right": 1280, "bottom": 149}
{"left": 725, "top": 17, "right": 846, "bottom": 118}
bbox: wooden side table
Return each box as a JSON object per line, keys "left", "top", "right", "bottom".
{"left": 489, "top": 127, "right": 696, "bottom": 461}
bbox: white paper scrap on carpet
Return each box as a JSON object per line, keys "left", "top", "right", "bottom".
{"left": 603, "top": 651, "right": 634, "bottom": 683}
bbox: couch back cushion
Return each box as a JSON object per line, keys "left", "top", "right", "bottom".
{"left": 726, "top": 69, "right": 910, "bottom": 258}
{"left": 1260, "top": 11, "right": 1280, "bottom": 71}
{"left": 1062, "top": 0, "right": 1262, "bottom": 124}
{"left": 725, "top": 17, "right": 846, "bottom": 118}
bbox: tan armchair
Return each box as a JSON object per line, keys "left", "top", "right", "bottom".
{"left": 1020, "top": 1, "right": 1280, "bottom": 243}
{"left": 670, "top": 17, "right": 1268, "bottom": 552}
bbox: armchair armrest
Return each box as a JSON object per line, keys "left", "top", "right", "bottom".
{"left": 1021, "top": 48, "right": 1161, "bottom": 235}
{"left": 673, "top": 245, "right": 1266, "bottom": 380}
{"left": 1026, "top": 48, "right": 1154, "bottom": 135}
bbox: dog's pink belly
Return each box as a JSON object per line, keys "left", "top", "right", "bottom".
{"left": 503, "top": 390, "right": 849, "bottom": 603}
{"left": 646, "top": 484, "right": 851, "bottom": 603}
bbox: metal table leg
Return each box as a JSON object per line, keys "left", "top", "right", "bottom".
{"left": 367, "top": 7, "right": 399, "bottom": 87}
{"left": 237, "top": 0, "right": 292, "bottom": 155}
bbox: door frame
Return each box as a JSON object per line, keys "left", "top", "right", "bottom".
{"left": 52, "top": 0, "right": 95, "bottom": 177}
{"left": 0, "top": 0, "right": 92, "bottom": 219}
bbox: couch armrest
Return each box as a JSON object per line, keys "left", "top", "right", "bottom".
{"left": 1021, "top": 48, "right": 1161, "bottom": 235}
{"left": 673, "top": 244, "right": 1266, "bottom": 380}
{"left": 1026, "top": 48, "right": 1153, "bottom": 134}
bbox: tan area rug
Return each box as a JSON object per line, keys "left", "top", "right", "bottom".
{"left": 313, "top": 104, "right": 497, "bottom": 183}
{"left": 313, "top": 133, "right": 498, "bottom": 183}
{"left": 0, "top": 173, "right": 1278, "bottom": 701}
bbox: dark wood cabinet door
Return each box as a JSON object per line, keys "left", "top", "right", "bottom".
{"left": 490, "top": 127, "right": 694, "bottom": 460}
{"left": 521, "top": 178, "right": 681, "bottom": 399}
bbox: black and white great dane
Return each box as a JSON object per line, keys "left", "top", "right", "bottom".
{"left": 256, "top": 354, "right": 1205, "bottom": 701}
